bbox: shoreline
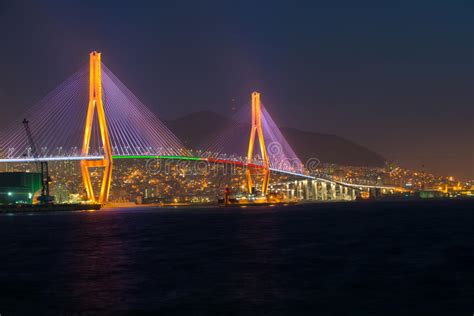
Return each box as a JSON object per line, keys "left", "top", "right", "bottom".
{"left": 1, "top": 198, "right": 472, "bottom": 214}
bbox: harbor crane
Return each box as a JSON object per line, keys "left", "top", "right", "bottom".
{"left": 22, "top": 119, "right": 54, "bottom": 204}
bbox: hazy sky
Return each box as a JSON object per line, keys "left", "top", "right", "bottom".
{"left": 0, "top": 0, "right": 472, "bottom": 179}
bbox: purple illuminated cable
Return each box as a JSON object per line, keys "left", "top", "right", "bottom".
{"left": 102, "top": 80, "right": 142, "bottom": 154}
{"left": 1, "top": 66, "right": 88, "bottom": 158}
{"left": 103, "top": 67, "right": 177, "bottom": 156}
{"left": 102, "top": 72, "right": 157, "bottom": 155}
{"left": 101, "top": 64, "right": 187, "bottom": 156}
{"left": 40, "top": 77, "right": 86, "bottom": 153}
{"left": 260, "top": 106, "right": 304, "bottom": 172}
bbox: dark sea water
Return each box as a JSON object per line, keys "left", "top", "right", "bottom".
{"left": 0, "top": 200, "right": 473, "bottom": 315}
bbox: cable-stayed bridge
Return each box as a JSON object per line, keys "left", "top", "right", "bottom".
{"left": 0, "top": 52, "right": 399, "bottom": 203}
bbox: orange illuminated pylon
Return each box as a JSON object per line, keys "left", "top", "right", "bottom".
{"left": 246, "top": 92, "right": 270, "bottom": 195}
{"left": 80, "top": 51, "right": 113, "bottom": 204}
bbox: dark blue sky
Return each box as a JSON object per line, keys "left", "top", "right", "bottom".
{"left": 0, "top": 0, "right": 472, "bottom": 178}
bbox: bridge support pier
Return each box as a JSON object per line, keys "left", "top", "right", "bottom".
{"left": 369, "top": 188, "right": 380, "bottom": 199}
{"left": 330, "top": 183, "right": 336, "bottom": 200}
{"left": 303, "top": 180, "right": 311, "bottom": 200}
{"left": 296, "top": 180, "right": 303, "bottom": 200}
{"left": 321, "top": 182, "right": 328, "bottom": 200}
{"left": 341, "top": 186, "right": 350, "bottom": 200}
{"left": 311, "top": 180, "right": 318, "bottom": 201}
{"left": 318, "top": 181, "right": 324, "bottom": 200}
{"left": 343, "top": 186, "right": 349, "bottom": 200}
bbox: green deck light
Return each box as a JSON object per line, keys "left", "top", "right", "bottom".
{"left": 112, "top": 155, "right": 202, "bottom": 161}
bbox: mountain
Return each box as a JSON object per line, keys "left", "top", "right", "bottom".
{"left": 164, "top": 110, "right": 386, "bottom": 167}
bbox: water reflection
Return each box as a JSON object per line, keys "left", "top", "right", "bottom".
{"left": 61, "top": 211, "right": 134, "bottom": 312}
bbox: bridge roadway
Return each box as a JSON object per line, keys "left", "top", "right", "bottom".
{"left": 0, "top": 155, "right": 402, "bottom": 199}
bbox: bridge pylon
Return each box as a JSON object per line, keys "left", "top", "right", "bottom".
{"left": 246, "top": 92, "right": 270, "bottom": 195}
{"left": 80, "top": 51, "right": 113, "bottom": 204}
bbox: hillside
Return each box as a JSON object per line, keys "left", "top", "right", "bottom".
{"left": 165, "top": 111, "right": 386, "bottom": 167}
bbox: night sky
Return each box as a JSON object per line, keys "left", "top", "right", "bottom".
{"left": 0, "top": 0, "right": 472, "bottom": 179}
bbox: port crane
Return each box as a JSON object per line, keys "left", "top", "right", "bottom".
{"left": 22, "top": 119, "right": 54, "bottom": 204}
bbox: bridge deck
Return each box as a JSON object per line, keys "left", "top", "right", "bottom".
{"left": 0, "top": 155, "right": 400, "bottom": 190}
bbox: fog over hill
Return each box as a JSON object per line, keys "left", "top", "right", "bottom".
{"left": 165, "top": 111, "right": 386, "bottom": 167}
